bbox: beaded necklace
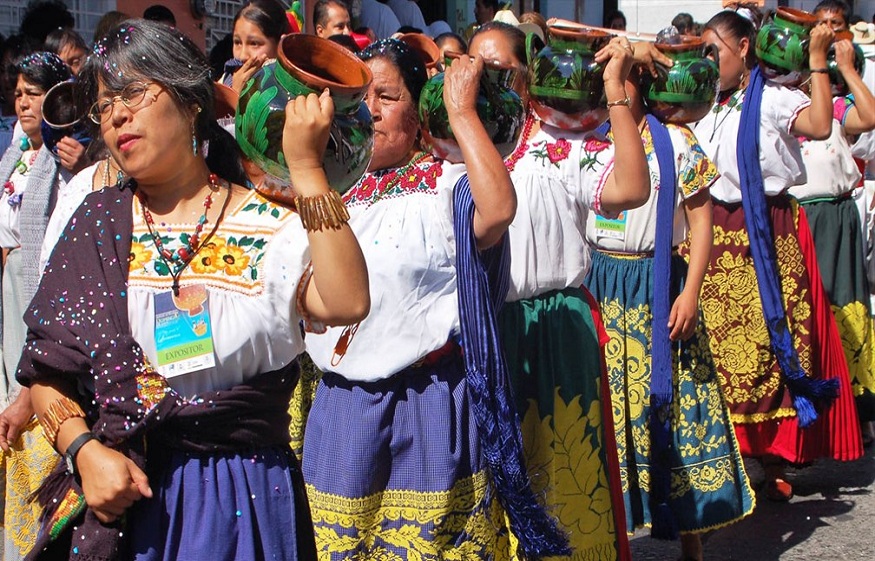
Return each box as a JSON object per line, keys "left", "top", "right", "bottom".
{"left": 709, "top": 87, "right": 745, "bottom": 143}
{"left": 504, "top": 111, "right": 536, "bottom": 172}
{"left": 139, "top": 173, "right": 228, "bottom": 296}
{"left": 101, "top": 158, "right": 125, "bottom": 189}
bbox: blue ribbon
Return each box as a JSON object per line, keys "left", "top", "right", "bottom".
{"left": 598, "top": 117, "right": 678, "bottom": 539}
{"left": 736, "top": 66, "right": 838, "bottom": 427}
{"left": 453, "top": 176, "right": 570, "bottom": 557}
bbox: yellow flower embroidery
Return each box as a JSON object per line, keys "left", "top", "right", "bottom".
{"left": 216, "top": 243, "right": 251, "bottom": 276}
{"left": 128, "top": 241, "right": 152, "bottom": 272}
{"left": 190, "top": 242, "right": 220, "bottom": 274}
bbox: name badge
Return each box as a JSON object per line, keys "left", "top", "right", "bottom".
{"left": 154, "top": 284, "right": 216, "bottom": 378}
{"left": 595, "top": 211, "right": 627, "bottom": 240}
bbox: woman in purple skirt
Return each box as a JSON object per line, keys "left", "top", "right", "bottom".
{"left": 15, "top": 19, "right": 369, "bottom": 560}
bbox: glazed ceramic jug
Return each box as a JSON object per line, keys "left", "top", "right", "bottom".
{"left": 826, "top": 31, "right": 865, "bottom": 96}
{"left": 418, "top": 53, "right": 525, "bottom": 163}
{"left": 235, "top": 34, "right": 374, "bottom": 201}
{"left": 755, "top": 7, "right": 818, "bottom": 87}
{"left": 528, "top": 26, "right": 613, "bottom": 131}
{"left": 642, "top": 36, "right": 720, "bottom": 124}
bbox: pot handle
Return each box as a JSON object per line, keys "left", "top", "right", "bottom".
{"left": 524, "top": 32, "right": 545, "bottom": 68}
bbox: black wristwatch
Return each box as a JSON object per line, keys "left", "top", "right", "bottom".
{"left": 65, "top": 432, "right": 98, "bottom": 475}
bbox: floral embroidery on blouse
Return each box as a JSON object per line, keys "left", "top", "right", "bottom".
{"left": 579, "top": 136, "right": 611, "bottom": 172}
{"left": 129, "top": 190, "right": 292, "bottom": 294}
{"left": 675, "top": 125, "right": 718, "bottom": 198}
{"left": 343, "top": 160, "right": 443, "bottom": 207}
{"left": 529, "top": 138, "right": 573, "bottom": 167}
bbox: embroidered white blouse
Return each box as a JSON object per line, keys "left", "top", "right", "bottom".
{"left": 586, "top": 124, "right": 718, "bottom": 252}
{"left": 126, "top": 189, "right": 310, "bottom": 398}
{"left": 694, "top": 83, "right": 810, "bottom": 204}
{"left": 505, "top": 123, "right": 613, "bottom": 301}
{"left": 305, "top": 159, "right": 466, "bottom": 382}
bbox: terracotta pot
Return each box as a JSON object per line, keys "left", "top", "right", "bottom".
{"left": 528, "top": 26, "right": 613, "bottom": 131}
{"left": 235, "top": 34, "right": 374, "bottom": 201}
{"left": 399, "top": 33, "right": 441, "bottom": 73}
{"left": 827, "top": 31, "right": 865, "bottom": 96}
{"left": 755, "top": 7, "right": 818, "bottom": 87}
{"left": 642, "top": 36, "right": 720, "bottom": 124}
{"left": 418, "top": 53, "right": 525, "bottom": 163}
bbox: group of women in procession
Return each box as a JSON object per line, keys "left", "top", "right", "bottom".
{"left": 0, "top": 0, "right": 873, "bottom": 560}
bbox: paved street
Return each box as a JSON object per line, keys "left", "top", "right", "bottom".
{"left": 631, "top": 446, "right": 875, "bottom": 560}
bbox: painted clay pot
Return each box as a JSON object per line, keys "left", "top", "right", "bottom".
{"left": 235, "top": 34, "right": 374, "bottom": 201}
{"left": 418, "top": 53, "right": 525, "bottom": 163}
{"left": 40, "top": 81, "right": 91, "bottom": 161}
{"left": 528, "top": 26, "right": 613, "bottom": 131}
{"left": 755, "top": 7, "right": 818, "bottom": 87}
{"left": 399, "top": 33, "right": 442, "bottom": 74}
{"left": 827, "top": 31, "right": 865, "bottom": 96}
{"left": 642, "top": 36, "right": 720, "bottom": 124}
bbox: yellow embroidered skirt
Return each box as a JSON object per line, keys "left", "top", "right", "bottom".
{"left": 800, "top": 195, "right": 875, "bottom": 421}
{"left": 498, "top": 287, "right": 628, "bottom": 561}
{"left": 585, "top": 251, "right": 754, "bottom": 534}
{"left": 301, "top": 354, "right": 511, "bottom": 560}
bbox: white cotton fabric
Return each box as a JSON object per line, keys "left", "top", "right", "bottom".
{"left": 790, "top": 120, "right": 862, "bottom": 201}
{"left": 505, "top": 123, "right": 611, "bottom": 301}
{"left": 126, "top": 190, "right": 310, "bottom": 398}
{"left": 305, "top": 161, "right": 465, "bottom": 382}
{"left": 694, "top": 83, "right": 810, "bottom": 203}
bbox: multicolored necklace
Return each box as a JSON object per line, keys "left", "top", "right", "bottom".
{"left": 139, "top": 173, "right": 225, "bottom": 296}
{"left": 504, "top": 111, "right": 536, "bottom": 172}
{"left": 709, "top": 87, "right": 745, "bottom": 143}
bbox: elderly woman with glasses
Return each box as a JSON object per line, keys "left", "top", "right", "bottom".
{"left": 14, "top": 20, "right": 369, "bottom": 560}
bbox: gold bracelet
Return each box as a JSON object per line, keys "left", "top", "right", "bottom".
{"left": 606, "top": 96, "right": 632, "bottom": 108}
{"left": 40, "top": 397, "right": 85, "bottom": 449}
{"left": 295, "top": 190, "right": 350, "bottom": 232}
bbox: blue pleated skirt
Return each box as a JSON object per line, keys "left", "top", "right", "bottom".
{"left": 301, "top": 354, "right": 510, "bottom": 560}
{"left": 129, "top": 446, "right": 313, "bottom": 560}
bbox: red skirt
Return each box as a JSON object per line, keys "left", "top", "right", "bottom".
{"left": 701, "top": 196, "right": 862, "bottom": 463}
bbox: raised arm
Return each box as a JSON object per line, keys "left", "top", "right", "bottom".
{"left": 286, "top": 90, "right": 370, "bottom": 326}
{"left": 444, "top": 55, "right": 517, "bottom": 250}
{"left": 833, "top": 40, "right": 875, "bottom": 136}
{"left": 792, "top": 23, "right": 834, "bottom": 140}
{"left": 595, "top": 37, "right": 650, "bottom": 215}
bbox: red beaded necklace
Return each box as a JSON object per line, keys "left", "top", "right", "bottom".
{"left": 139, "top": 173, "right": 224, "bottom": 296}
{"left": 504, "top": 110, "right": 536, "bottom": 173}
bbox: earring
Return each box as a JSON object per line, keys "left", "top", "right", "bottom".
{"left": 191, "top": 107, "right": 202, "bottom": 156}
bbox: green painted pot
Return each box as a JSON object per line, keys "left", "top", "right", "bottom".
{"left": 642, "top": 37, "right": 719, "bottom": 124}
{"left": 755, "top": 7, "right": 818, "bottom": 87}
{"left": 235, "top": 34, "right": 373, "bottom": 201}
{"left": 418, "top": 53, "right": 524, "bottom": 163}
{"left": 528, "top": 26, "right": 613, "bottom": 131}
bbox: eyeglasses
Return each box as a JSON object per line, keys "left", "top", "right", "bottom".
{"left": 88, "top": 81, "right": 155, "bottom": 124}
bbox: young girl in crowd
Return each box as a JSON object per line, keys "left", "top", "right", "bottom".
{"left": 220, "top": 0, "right": 290, "bottom": 94}
{"left": 693, "top": 9, "right": 863, "bottom": 501}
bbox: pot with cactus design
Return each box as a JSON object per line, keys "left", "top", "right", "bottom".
{"left": 418, "top": 52, "right": 525, "bottom": 163}
{"left": 642, "top": 36, "right": 719, "bottom": 124}
{"left": 235, "top": 34, "right": 373, "bottom": 202}
{"left": 528, "top": 26, "right": 613, "bottom": 131}
{"left": 755, "top": 7, "right": 818, "bottom": 87}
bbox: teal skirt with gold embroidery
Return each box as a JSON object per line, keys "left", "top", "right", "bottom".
{"left": 584, "top": 250, "right": 755, "bottom": 534}
{"left": 498, "top": 287, "right": 628, "bottom": 561}
{"left": 301, "top": 354, "right": 511, "bottom": 561}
